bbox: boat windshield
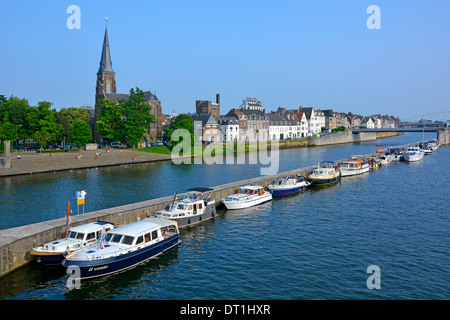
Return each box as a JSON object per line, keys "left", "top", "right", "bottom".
{"left": 68, "top": 232, "right": 85, "bottom": 240}
{"left": 176, "top": 204, "right": 188, "bottom": 210}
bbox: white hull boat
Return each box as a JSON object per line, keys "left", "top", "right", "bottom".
{"left": 222, "top": 186, "right": 272, "bottom": 210}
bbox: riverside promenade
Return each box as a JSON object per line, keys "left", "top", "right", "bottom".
{"left": 0, "top": 148, "right": 172, "bottom": 177}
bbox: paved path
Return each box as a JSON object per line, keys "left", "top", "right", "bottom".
{"left": 0, "top": 148, "right": 172, "bottom": 177}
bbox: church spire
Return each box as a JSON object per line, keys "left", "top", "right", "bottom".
{"left": 98, "top": 18, "right": 114, "bottom": 74}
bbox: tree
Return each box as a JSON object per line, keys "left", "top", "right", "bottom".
{"left": 96, "top": 87, "right": 155, "bottom": 146}
{"left": 120, "top": 88, "right": 155, "bottom": 146}
{"left": 32, "top": 101, "right": 63, "bottom": 148}
{"left": 0, "top": 112, "right": 19, "bottom": 143}
{"left": 96, "top": 98, "right": 124, "bottom": 143}
{"left": 70, "top": 120, "right": 92, "bottom": 147}
{"left": 165, "top": 114, "right": 194, "bottom": 146}
{"left": 56, "top": 107, "right": 90, "bottom": 141}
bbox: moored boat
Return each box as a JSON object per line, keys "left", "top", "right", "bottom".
{"left": 403, "top": 145, "right": 424, "bottom": 162}
{"left": 153, "top": 187, "right": 216, "bottom": 227}
{"left": 339, "top": 156, "right": 370, "bottom": 177}
{"left": 267, "top": 174, "right": 310, "bottom": 196}
{"left": 307, "top": 161, "right": 341, "bottom": 186}
{"left": 30, "top": 221, "right": 115, "bottom": 264}
{"left": 62, "top": 217, "right": 181, "bottom": 279}
{"left": 379, "top": 154, "right": 392, "bottom": 165}
{"left": 222, "top": 185, "right": 272, "bottom": 210}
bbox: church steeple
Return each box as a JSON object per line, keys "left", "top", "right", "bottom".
{"left": 98, "top": 19, "right": 114, "bottom": 74}
{"left": 96, "top": 18, "right": 117, "bottom": 103}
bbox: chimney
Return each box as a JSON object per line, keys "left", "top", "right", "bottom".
{"left": 216, "top": 93, "right": 220, "bottom": 105}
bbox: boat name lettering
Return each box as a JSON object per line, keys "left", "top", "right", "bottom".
{"left": 88, "top": 265, "right": 108, "bottom": 272}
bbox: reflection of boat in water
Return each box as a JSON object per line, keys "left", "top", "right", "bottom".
{"left": 62, "top": 217, "right": 181, "bottom": 279}
{"left": 30, "top": 221, "right": 115, "bottom": 265}
{"left": 222, "top": 185, "right": 272, "bottom": 210}
{"left": 307, "top": 161, "right": 341, "bottom": 186}
{"left": 403, "top": 146, "right": 424, "bottom": 162}
{"left": 339, "top": 156, "right": 370, "bottom": 177}
{"left": 153, "top": 188, "right": 216, "bottom": 227}
{"left": 267, "top": 174, "right": 310, "bottom": 196}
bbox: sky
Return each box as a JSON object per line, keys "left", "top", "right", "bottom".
{"left": 1, "top": 0, "right": 450, "bottom": 121}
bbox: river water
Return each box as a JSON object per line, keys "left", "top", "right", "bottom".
{"left": 0, "top": 133, "right": 449, "bottom": 300}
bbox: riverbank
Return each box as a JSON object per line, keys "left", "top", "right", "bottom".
{"left": 0, "top": 131, "right": 402, "bottom": 177}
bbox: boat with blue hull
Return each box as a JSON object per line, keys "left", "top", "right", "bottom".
{"left": 62, "top": 217, "right": 180, "bottom": 279}
{"left": 307, "top": 161, "right": 341, "bottom": 186}
{"left": 267, "top": 174, "right": 310, "bottom": 196}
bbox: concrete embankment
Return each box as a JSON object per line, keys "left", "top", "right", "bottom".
{"left": 0, "top": 151, "right": 382, "bottom": 278}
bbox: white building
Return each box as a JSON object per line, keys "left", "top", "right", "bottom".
{"left": 218, "top": 116, "right": 240, "bottom": 142}
{"left": 268, "top": 111, "right": 308, "bottom": 140}
{"left": 299, "top": 107, "right": 326, "bottom": 136}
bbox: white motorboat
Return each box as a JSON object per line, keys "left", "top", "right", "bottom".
{"left": 154, "top": 188, "right": 216, "bottom": 227}
{"left": 379, "top": 154, "right": 392, "bottom": 165}
{"left": 222, "top": 185, "right": 272, "bottom": 210}
{"left": 427, "top": 139, "right": 440, "bottom": 151}
{"left": 403, "top": 146, "right": 424, "bottom": 162}
{"left": 339, "top": 157, "right": 370, "bottom": 177}
{"left": 30, "top": 221, "right": 115, "bottom": 264}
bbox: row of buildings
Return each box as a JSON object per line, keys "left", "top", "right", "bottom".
{"left": 189, "top": 96, "right": 400, "bottom": 143}
{"left": 90, "top": 23, "right": 400, "bottom": 145}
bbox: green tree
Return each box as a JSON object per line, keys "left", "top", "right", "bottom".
{"left": 96, "top": 98, "right": 123, "bottom": 143}
{"left": 121, "top": 88, "right": 155, "bottom": 146}
{"left": 0, "top": 112, "right": 19, "bottom": 143}
{"left": 70, "top": 120, "right": 92, "bottom": 147}
{"left": 165, "top": 114, "right": 194, "bottom": 146}
{"left": 56, "top": 107, "right": 90, "bottom": 141}
{"left": 96, "top": 87, "right": 155, "bottom": 147}
{"left": 32, "top": 101, "right": 63, "bottom": 148}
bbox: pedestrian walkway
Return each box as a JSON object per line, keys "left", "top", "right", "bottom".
{"left": 0, "top": 148, "right": 172, "bottom": 177}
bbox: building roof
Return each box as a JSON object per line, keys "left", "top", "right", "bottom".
{"left": 191, "top": 113, "right": 218, "bottom": 126}
{"left": 102, "top": 91, "right": 159, "bottom": 103}
{"left": 98, "top": 24, "right": 114, "bottom": 74}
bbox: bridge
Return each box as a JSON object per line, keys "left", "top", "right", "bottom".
{"left": 352, "top": 127, "right": 439, "bottom": 133}
{"left": 352, "top": 127, "right": 449, "bottom": 145}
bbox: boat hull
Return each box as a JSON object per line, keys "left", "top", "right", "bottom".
{"left": 404, "top": 154, "right": 424, "bottom": 162}
{"left": 223, "top": 194, "right": 272, "bottom": 210}
{"left": 268, "top": 184, "right": 308, "bottom": 196}
{"left": 62, "top": 235, "right": 181, "bottom": 279}
{"left": 166, "top": 204, "right": 216, "bottom": 227}
{"left": 340, "top": 166, "right": 369, "bottom": 177}
{"left": 30, "top": 251, "right": 66, "bottom": 265}
{"left": 308, "top": 175, "right": 341, "bottom": 186}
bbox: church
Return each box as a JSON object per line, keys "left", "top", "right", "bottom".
{"left": 93, "top": 23, "right": 163, "bottom": 145}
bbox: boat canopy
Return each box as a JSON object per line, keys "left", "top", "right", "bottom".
{"left": 187, "top": 187, "right": 214, "bottom": 193}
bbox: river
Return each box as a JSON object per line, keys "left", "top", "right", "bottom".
{"left": 0, "top": 132, "right": 448, "bottom": 300}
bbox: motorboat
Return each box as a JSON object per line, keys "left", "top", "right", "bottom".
{"left": 427, "top": 139, "right": 440, "bottom": 151}
{"left": 62, "top": 217, "right": 181, "bottom": 279}
{"left": 30, "top": 221, "right": 115, "bottom": 264}
{"left": 419, "top": 144, "right": 433, "bottom": 155}
{"left": 389, "top": 148, "right": 404, "bottom": 161}
{"left": 379, "top": 154, "right": 392, "bottom": 165}
{"left": 267, "top": 174, "right": 310, "bottom": 196}
{"left": 154, "top": 187, "right": 216, "bottom": 227}
{"left": 339, "top": 156, "right": 370, "bottom": 177}
{"left": 307, "top": 161, "right": 341, "bottom": 186}
{"left": 222, "top": 185, "right": 272, "bottom": 210}
{"left": 403, "top": 146, "right": 424, "bottom": 162}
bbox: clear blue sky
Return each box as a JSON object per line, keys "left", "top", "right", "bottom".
{"left": 1, "top": 0, "right": 450, "bottom": 121}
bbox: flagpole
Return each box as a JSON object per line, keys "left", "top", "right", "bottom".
{"left": 66, "top": 202, "right": 70, "bottom": 238}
